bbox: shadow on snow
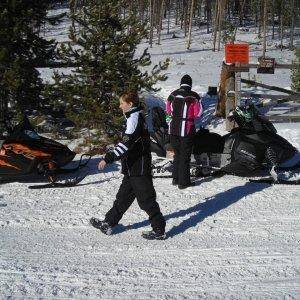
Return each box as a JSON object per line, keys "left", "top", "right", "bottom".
{"left": 114, "top": 180, "right": 269, "bottom": 238}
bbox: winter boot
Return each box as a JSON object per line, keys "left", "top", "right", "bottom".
{"left": 172, "top": 178, "right": 178, "bottom": 186}
{"left": 142, "top": 229, "right": 166, "bottom": 240}
{"left": 178, "top": 182, "right": 195, "bottom": 189}
{"left": 90, "top": 217, "right": 112, "bottom": 235}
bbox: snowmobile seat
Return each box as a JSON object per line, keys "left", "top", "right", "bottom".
{"left": 193, "top": 128, "right": 225, "bottom": 155}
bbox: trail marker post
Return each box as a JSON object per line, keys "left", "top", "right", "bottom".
{"left": 222, "top": 43, "right": 300, "bottom": 128}
{"left": 224, "top": 43, "right": 250, "bottom": 120}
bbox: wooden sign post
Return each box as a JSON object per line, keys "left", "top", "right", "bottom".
{"left": 225, "top": 43, "right": 249, "bottom": 107}
{"left": 235, "top": 64, "right": 242, "bottom": 106}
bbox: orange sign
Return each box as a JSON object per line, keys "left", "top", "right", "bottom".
{"left": 225, "top": 43, "right": 249, "bottom": 64}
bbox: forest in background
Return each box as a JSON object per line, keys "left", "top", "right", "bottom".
{"left": 0, "top": 0, "right": 299, "bottom": 148}
{"left": 68, "top": 0, "right": 299, "bottom": 50}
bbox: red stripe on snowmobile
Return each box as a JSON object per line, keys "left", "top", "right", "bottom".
{"left": 3, "top": 143, "right": 52, "bottom": 160}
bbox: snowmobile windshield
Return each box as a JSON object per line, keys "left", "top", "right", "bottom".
{"left": 8, "top": 117, "right": 40, "bottom": 141}
{"left": 232, "top": 105, "right": 277, "bottom": 134}
{"left": 233, "top": 106, "right": 254, "bottom": 125}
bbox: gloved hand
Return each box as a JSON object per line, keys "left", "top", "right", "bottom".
{"left": 165, "top": 114, "right": 172, "bottom": 123}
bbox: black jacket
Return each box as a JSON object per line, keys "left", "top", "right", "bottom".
{"left": 104, "top": 106, "right": 152, "bottom": 176}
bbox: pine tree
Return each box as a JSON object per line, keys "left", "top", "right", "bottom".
{"left": 291, "top": 48, "right": 300, "bottom": 92}
{"left": 54, "top": 0, "right": 169, "bottom": 136}
{"left": 0, "top": 1, "right": 56, "bottom": 121}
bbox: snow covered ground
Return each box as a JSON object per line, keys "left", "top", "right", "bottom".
{"left": 1, "top": 7, "right": 300, "bottom": 299}
{"left": 0, "top": 123, "right": 299, "bottom": 299}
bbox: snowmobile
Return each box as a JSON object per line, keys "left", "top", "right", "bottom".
{"left": 150, "top": 104, "right": 300, "bottom": 184}
{"left": 0, "top": 117, "right": 91, "bottom": 188}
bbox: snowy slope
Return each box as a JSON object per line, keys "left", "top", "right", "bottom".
{"left": 1, "top": 7, "right": 300, "bottom": 300}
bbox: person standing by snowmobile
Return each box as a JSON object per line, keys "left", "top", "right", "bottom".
{"left": 166, "top": 75, "right": 202, "bottom": 189}
{"left": 91, "top": 92, "right": 166, "bottom": 240}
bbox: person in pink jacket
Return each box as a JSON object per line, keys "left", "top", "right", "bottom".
{"left": 166, "top": 75, "right": 202, "bottom": 189}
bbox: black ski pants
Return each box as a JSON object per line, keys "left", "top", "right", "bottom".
{"left": 105, "top": 175, "right": 166, "bottom": 233}
{"left": 170, "top": 134, "right": 194, "bottom": 186}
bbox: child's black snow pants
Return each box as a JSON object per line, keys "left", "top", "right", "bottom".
{"left": 105, "top": 175, "right": 166, "bottom": 233}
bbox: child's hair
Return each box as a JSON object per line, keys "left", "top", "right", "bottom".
{"left": 120, "top": 92, "right": 140, "bottom": 107}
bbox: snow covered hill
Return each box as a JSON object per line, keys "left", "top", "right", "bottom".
{"left": 1, "top": 6, "right": 300, "bottom": 300}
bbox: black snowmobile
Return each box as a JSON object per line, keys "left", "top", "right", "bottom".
{"left": 150, "top": 105, "right": 300, "bottom": 184}
{"left": 0, "top": 117, "right": 91, "bottom": 188}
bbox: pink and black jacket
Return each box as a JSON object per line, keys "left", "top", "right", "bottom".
{"left": 166, "top": 85, "right": 202, "bottom": 137}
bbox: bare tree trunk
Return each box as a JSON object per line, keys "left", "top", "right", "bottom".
{"left": 258, "top": 1, "right": 262, "bottom": 36}
{"left": 227, "top": 0, "right": 231, "bottom": 23}
{"left": 198, "top": 0, "right": 203, "bottom": 22}
{"left": 206, "top": 0, "right": 211, "bottom": 33}
{"left": 167, "top": 0, "right": 171, "bottom": 34}
{"left": 272, "top": 0, "right": 275, "bottom": 39}
{"left": 175, "top": 0, "right": 179, "bottom": 25}
{"left": 262, "top": 0, "right": 268, "bottom": 58}
{"left": 69, "top": 0, "right": 76, "bottom": 29}
{"left": 180, "top": 0, "right": 184, "bottom": 29}
{"left": 289, "top": 0, "right": 295, "bottom": 49}
{"left": 156, "top": 0, "right": 161, "bottom": 30}
{"left": 157, "top": 0, "right": 164, "bottom": 44}
{"left": 239, "top": 0, "right": 246, "bottom": 27}
{"left": 187, "top": 0, "right": 195, "bottom": 49}
{"left": 184, "top": 0, "right": 189, "bottom": 37}
{"left": 217, "top": 0, "right": 223, "bottom": 51}
{"left": 280, "top": 1, "right": 284, "bottom": 50}
{"left": 145, "top": 0, "right": 149, "bottom": 19}
{"left": 153, "top": 0, "right": 158, "bottom": 31}
{"left": 139, "top": 0, "right": 145, "bottom": 22}
{"left": 213, "top": 0, "right": 220, "bottom": 51}
{"left": 149, "top": 0, "right": 154, "bottom": 47}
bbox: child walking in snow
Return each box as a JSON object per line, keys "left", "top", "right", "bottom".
{"left": 90, "top": 92, "right": 166, "bottom": 240}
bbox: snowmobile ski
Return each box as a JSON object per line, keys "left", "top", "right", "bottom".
{"left": 45, "top": 154, "right": 92, "bottom": 176}
{"left": 153, "top": 174, "right": 173, "bottom": 179}
{"left": 28, "top": 174, "right": 87, "bottom": 189}
{"left": 249, "top": 177, "right": 300, "bottom": 185}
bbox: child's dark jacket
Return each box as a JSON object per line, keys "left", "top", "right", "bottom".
{"left": 104, "top": 106, "right": 152, "bottom": 176}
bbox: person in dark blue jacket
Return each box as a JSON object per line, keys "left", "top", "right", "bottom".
{"left": 90, "top": 92, "right": 166, "bottom": 240}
